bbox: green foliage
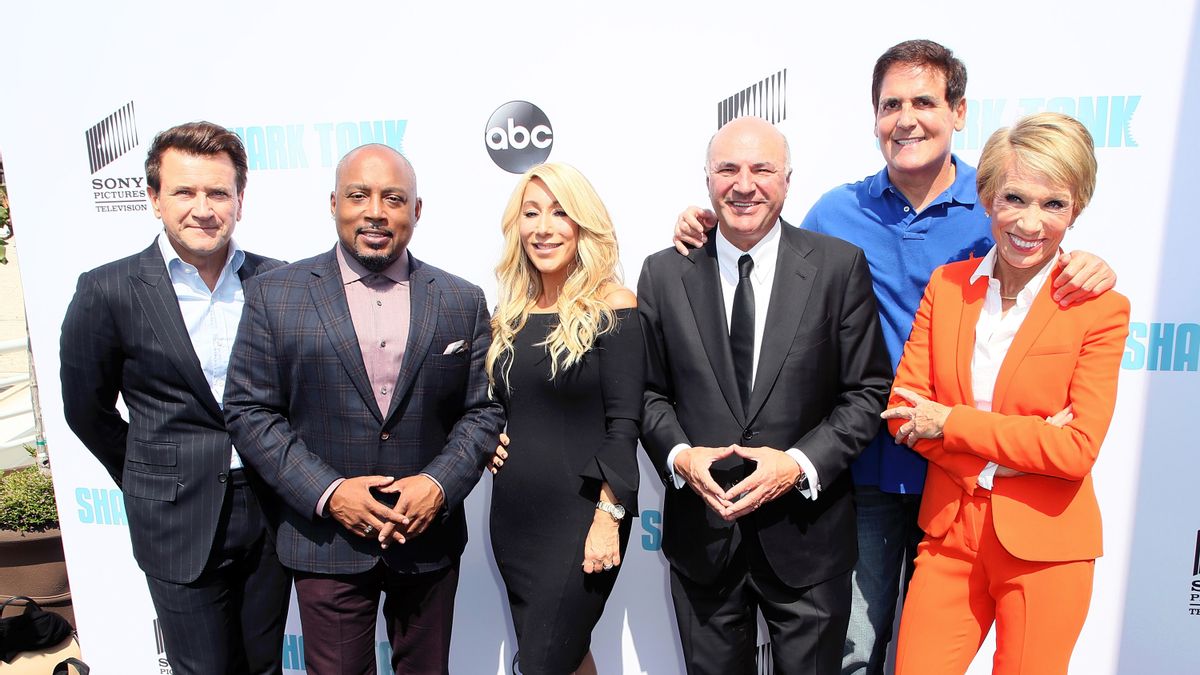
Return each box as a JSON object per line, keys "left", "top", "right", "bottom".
{"left": 0, "top": 466, "right": 60, "bottom": 532}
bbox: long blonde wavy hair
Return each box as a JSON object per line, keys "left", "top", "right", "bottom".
{"left": 486, "top": 163, "right": 622, "bottom": 393}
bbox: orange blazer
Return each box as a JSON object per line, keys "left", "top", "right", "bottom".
{"left": 888, "top": 259, "right": 1130, "bottom": 563}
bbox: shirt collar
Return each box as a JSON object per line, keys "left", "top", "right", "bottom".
{"left": 715, "top": 219, "right": 781, "bottom": 285}
{"left": 867, "top": 154, "right": 978, "bottom": 208}
{"left": 335, "top": 244, "right": 410, "bottom": 285}
{"left": 156, "top": 231, "right": 245, "bottom": 277}
{"left": 969, "top": 245, "right": 1058, "bottom": 306}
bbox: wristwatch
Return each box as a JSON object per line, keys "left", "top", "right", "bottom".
{"left": 794, "top": 470, "right": 810, "bottom": 493}
{"left": 596, "top": 500, "right": 626, "bottom": 522}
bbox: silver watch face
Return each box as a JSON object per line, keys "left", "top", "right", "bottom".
{"left": 599, "top": 501, "right": 626, "bottom": 520}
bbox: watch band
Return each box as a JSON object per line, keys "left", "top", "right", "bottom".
{"left": 596, "top": 500, "right": 625, "bottom": 521}
{"left": 794, "top": 471, "right": 810, "bottom": 492}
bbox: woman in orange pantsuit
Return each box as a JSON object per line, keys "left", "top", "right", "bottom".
{"left": 881, "top": 112, "right": 1129, "bottom": 675}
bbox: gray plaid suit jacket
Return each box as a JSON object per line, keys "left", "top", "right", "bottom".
{"left": 60, "top": 238, "right": 284, "bottom": 584}
{"left": 223, "top": 246, "right": 504, "bottom": 575}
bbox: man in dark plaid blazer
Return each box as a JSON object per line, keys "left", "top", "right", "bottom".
{"left": 223, "top": 144, "right": 504, "bottom": 674}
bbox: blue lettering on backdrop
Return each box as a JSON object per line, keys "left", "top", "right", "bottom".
{"left": 74, "top": 487, "right": 127, "bottom": 525}
{"left": 233, "top": 121, "right": 406, "bottom": 170}
{"left": 377, "top": 641, "right": 394, "bottom": 675}
{"left": 281, "top": 633, "right": 305, "bottom": 671}
{"left": 315, "top": 120, "right": 407, "bottom": 167}
{"left": 641, "top": 509, "right": 662, "bottom": 551}
{"left": 1123, "top": 322, "right": 1200, "bottom": 371}
{"left": 955, "top": 96, "right": 1140, "bottom": 150}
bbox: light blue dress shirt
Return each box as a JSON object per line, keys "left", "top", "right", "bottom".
{"left": 156, "top": 233, "right": 247, "bottom": 470}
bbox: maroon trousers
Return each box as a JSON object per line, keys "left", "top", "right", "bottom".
{"left": 292, "top": 561, "right": 459, "bottom": 675}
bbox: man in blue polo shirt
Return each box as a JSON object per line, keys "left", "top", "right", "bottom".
{"left": 672, "top": 39, "right": 1115, "bottom": 674}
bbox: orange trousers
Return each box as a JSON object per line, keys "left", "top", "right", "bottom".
{"left": 894, "top": 491, "right": 1094, "bottom": 675}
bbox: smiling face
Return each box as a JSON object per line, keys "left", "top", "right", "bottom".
{"left": 874, "top": 64, "right": 966, "bottom": 189}
{"left": 705, "top": 117, "right": 791, "bottom": 251}
{"left": 989, "top": 160, "right": 1077, "bottom": 280}
{"left": 148, "top": 148, "right": 242, "bottom": 267}
{"left": 331, "top": 145, "right": 421, "bottom": 272}
{"left": 518, "top": 177, "right": 579, "bottom": 289}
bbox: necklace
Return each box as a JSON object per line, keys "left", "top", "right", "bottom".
{"left": 1000, "top": 294, "right": 1019, "bottom": 301}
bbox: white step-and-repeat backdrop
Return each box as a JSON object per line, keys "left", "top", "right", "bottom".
{"left": 2, "top": 1, "right": 1198, "bottom": 672}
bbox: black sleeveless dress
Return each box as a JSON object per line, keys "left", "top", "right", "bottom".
{"left": 489, "top": 308, "right": 644, "bottom": 674}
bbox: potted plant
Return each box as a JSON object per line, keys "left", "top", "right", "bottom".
{"left": 0, "top": 445, "right": 73, "bottom": 626}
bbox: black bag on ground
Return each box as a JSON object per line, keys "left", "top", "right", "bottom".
{"left": 0, "top": 595, "right": 73, "bottom": 662}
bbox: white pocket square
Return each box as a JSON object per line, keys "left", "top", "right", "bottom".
{"left": 442, "top": 339, "right": 468, "bottom": 355}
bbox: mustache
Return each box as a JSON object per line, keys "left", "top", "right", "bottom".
{"left": 356, "top": 227, "right": 392, "bottom": 237}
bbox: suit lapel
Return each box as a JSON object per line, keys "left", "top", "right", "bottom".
{"left": 748, "top": 224, "right": 814, "bottom": 421}
{"left": 384, "top": 255, "right": 438, "bottom": 424}
{"left": 956, "top": 272, "right": 987, "bottom": 405}
{"left": 992, "top": 269, "right": 1060, "bottom": 412}
{"left": 683, "top": 240, "right": 746, "bottom": 426}
{"left": 131, "top": 241, "right": 223, "bottom": 419}
{"left": 237, "top": 252, "right": 263, "bottom": 283}
{"left": 309, "top": 249, "right": 384, "bottom": 422}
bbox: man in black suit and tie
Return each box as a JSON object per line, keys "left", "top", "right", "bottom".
{"left": 60, "top": 121, "right": 291, "bottom": 674}
{"left": 223, "top": 143, "right": 504, "bottom": 674}
{"left": 638, "top": 116, "right": 892, "bottom": 674}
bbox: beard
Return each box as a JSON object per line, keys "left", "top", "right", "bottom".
{"left": 352, "top": 249, "right": 397, "bottom": 273}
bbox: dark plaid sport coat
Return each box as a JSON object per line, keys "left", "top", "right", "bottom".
{"left": 223, "top": 246, "right": 504, "bottom": 575}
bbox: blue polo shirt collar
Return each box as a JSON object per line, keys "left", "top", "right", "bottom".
{"left": 867, "top": 155, "right": 978, "bottom": 208}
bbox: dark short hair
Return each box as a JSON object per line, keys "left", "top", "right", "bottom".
{"left": 871, "top": 39, "right": 967, "bottom": 109}
{"left": 144, "top": 121, "right": 248, "bottom": 194}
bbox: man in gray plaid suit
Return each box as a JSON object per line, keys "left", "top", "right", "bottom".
{"left": 224, "top": 143, "right": 505, "bottom": 674}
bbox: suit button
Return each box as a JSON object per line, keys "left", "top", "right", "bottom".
{"left": 742, "top": 431, "right": 754, "bottom": 442}
{"left": 218, "top": 472, "right": 228, "bottom": 483}
{"left": 380, "top": 432, "right": 391, "bottom": 441}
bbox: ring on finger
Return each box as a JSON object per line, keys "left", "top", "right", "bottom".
{"left": 363, "top": 524, "right": 374, "bottom": 535}
{"left": 603, "top": 562, "right": 614, "bottom": 570}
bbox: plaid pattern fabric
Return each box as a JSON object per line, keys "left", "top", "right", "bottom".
{"left": 224, "top": 247, "right": 504, "bottom": 574}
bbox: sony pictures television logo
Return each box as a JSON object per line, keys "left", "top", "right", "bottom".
{"left": 85, "top": 101, "right": 149, "bottom": 214}
{"left": 484, "top": 101, "right": 553, "bottom": 173}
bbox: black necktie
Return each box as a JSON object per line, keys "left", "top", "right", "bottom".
{"left": 730, "top": 253, "right": 755, "bottom": 415}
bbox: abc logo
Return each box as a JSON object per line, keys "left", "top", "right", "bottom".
{"left": 484, "top": 101, "right": 553, "bottom": 173}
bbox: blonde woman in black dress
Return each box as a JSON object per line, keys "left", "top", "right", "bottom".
{"left": 486, "top": 162, "right": 643, "bottom": 675}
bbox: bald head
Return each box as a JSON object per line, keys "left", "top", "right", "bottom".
{"left": 706, "top": 117, "right": 791, "bottom": 173}
{"left": 331, "top": 143, "right": 422, "bottom": 273}
{"left": 704, "top": 116, "right": 792, "bottom": 251}
{"left": 334, "top": 143, "right": 417, "bottom": 193}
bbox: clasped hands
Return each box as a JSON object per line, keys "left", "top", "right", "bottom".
{"left": 328, "top": 474, "right": 444, "bottom": 550}
{"left": 674, "top": 444, "right": 802, "bottom": 521}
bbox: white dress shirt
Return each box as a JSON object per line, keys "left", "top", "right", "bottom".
{"left": 968, "top": 246, "right": 1057, "bottom": 489}
{"left": 157, "top": 233, "right": 247, "bottom": 470}
{"left": 666, "top": 221, "right": 820, "bottom": 499}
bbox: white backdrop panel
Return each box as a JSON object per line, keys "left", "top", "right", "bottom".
{"left": 2, "top": 1, "right": 1197, "bottom": 672}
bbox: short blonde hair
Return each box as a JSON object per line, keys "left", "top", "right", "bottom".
{"left": 976, "top": 112, "right": 1098, "bottom": 214}
{"left": 486, "top": 163, "right": 621, "bottom": 392}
